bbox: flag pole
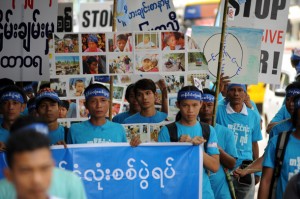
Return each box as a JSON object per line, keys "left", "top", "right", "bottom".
{"left": 212, "top": 0, "right": 230, "bottom": 126}
{"left": 109, "top": 0, "right": 118, "bottom": 120}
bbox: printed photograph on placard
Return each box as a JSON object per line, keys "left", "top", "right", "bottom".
{"left": 59, "top": 99, "right": 77, "bottom": 118}
{"left": 135, "top": 32, "right": 159, "bottom": 50}
{"left": 58, "top": 121, "right": 69, "bottom": 128}
{"left": 135, "top": 53, "right": 160, "bottom": 73}
{"left": 108, "top": 54, "right": 133, "bottom": 74}
{"left": 161, "top": 32, "right": 185, "bottom": 51}
{"left": 186, "top": 73, "right": 210, "bottom": 89}
{"left": 108, "top": 33, "right": 133, "bottom": 52}
{"left": 149, "top": 124, "right": 164, "bottom": 142}
{"left": 188, "top": 52, "right": 208, "bottom": 71}
{"left": 162, "top": 53, "right": 185, "bottom": 72}
{"left": 123, "top": 124, "right": 148, "bottom": 143}
{"left": 165, "top": 75, "right": 184, "bottom": 93}
{"left": 82, "top": 55, "right": 106, "bottom": 74}
{"left": 69, "top": 77, "right": 92, "bottom": 97}
{"left": 54, "top": 33, "right": 79, "bottom": 53}
{"left": 79, "top": 99, "right": 89, "bottom": 118}
{"left": 187, "top": 36, "right": 200, "bottom": 50}
{"left": 113, "top": 86, "right": 125, "bottom": 101}
{"left": 121, "top": 103, "right": 129, "bottom": 113}
{"left": 119, "top": 75, "right": 132, "bottom": 84}
{"left": 105, "top": 102, "right": 122, "bottom": 118}
{"left": 55, "top": 56, "right": 80, "bottom": 75}
{"left": 168, "top": 94, "right": 179, "bottom": 121}
{"left": 50, "top": 78, "right": 67, "bottom": 97}
{"left": 81, "top": 33, "right": 106, "bottom": 52}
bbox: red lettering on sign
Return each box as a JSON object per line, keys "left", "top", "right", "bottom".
{"left": 261, "top": 29, "right": 284, "bottom": 44}
{"left": 11, "top": 0, "right": 52, "bottom": 9}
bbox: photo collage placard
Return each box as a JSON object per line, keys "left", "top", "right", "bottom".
{"left": 49, "top": 31, "right": 210, "bottom": 141}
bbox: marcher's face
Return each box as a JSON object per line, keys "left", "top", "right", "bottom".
{"left": 199, "top": 101, "right": 214, "bottom": 121}
{"left": 5, "top": 148, "right": 54, "bottom": 199}
{"left": 88, "top": 62, "right": 98, "bottom": 73}
{"left": 86, "top": 96, "right": 109, "bottom": 118}
{"left": 286, "top": 96, "right": 295, "bottom": 115}
{"left": 88, "top": 41, "right": 97, "bottom": 51}
{"left": 177, "top": 99, "right": 202, "bottom": 122}
{"left": 117, "top": 40, "right": 126, "bottom": 51}
{"left": 37, "top": 99, "right": 59, "bottom": 123}
{"left": 1, "top": 100, "right": 25, "bottom": 122}
{"left": 127, "top": 89, "right": 141, "bottom": 112}
{"left": 227, "top": 86, "right": 246, "bottom": 105}
{"left": 135, "top": 89, "right": 156, "bottom": 109}
{"left": 58, "top": 106, "right": 68, "bottom": 118}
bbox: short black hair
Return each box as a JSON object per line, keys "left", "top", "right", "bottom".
{"left": 75, "top": 79, "right": 84, "bottom": 86}
{"left": 202, "top": 88, "right": 215, "bottom": 96}
{"left": 10, "top": 116, "right": 47, "bottom": 134}
{"left": 116, "top": 34, "right": 127, "bottom": 41}
{"left": 60, "top": 100, "right": 70, "bottom": 110}
{"left": 84, "top": 83, "right": 110, "bottom": 100}
{"left": 87, "top": 56, "right": 97, "bottom": 65}
{"left": 286, "top": 81, "right": 300, "bottom": 93}
{"left": 39, "top": 83, "right": 51, "bottom": 90}
{"left": 125, "top": 84, "right": 135, "bottom": 101}
{"left": 0, "top": 78, "right": 14, "bottom": 90}
{"left": 292, "top": 94, "right": 300, "bottom": 127}
{"left": 6, "top": 130, "right": 50, "bottom": 168}
{"left": 0, "top": 85, "right": 27, "bottom": 104}
{"left": 134, "top": 79, "right": 156, "bottom": 95}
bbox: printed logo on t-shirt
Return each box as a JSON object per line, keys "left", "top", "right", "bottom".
{"left": 227, "top": 123, "right": 250, "bottom": 146}
{"left": 288, "top": 157, "right": 300, "bottom": 180}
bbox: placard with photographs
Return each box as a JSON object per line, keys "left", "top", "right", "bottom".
{"left": 50, "top": 31, "right": 210, "bottom": 126}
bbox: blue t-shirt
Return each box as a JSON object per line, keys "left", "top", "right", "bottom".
{"left": 158, "top": 122, "right": 219, "bottom": 199}
{"left": 112, "top": 111, "right": 131, "bottom": 124}
{"left": 269, "top": 119, "right": 293, "bottom": 139}
{"left": 209, "top": 124, "right": 238, "bottom": 199}
{"left": 270, "top": 105, "right": 291, "bottom": 123}
{"left": 123, "top": 111, "right": 167, "bottom": 124}
{"left": 67, "top": 120, "right": 127, "bottom": 144}
{"left": 49, "top": 125, "right": 65, "bottom": 145}
{"left": 263, "top": 133, "right": 300, "bottom": 199}
{"left": 216, "top": 104, "right": 262, "bottom": 168}
{"left": 0, "top": 124, "right": 9, "bottom": 143}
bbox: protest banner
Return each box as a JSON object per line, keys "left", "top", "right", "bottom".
{"left": 0, "top": 143, "right": 204, "bottom": 199}
{"left": 192, "top": 26, "right": 263, "bottom": 84}
{"left": 57, "top": 2, "right": 73, "bottom": 32}
{"left": 116, "top": 0, "right": 180, "bottom": 32}
{"left": 50, "top": 31, "right": 209, "bottom": 126}
{"left": 223, "top": 0, "right": 291, "bottom": 84}
{"left": 80, "top": 2, "right": 113, "bottom": 32}
{"left": 0, "top": 0, "right": 58, "bottom": 81}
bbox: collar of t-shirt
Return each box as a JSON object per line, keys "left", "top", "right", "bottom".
{"left": 226, "top": 102, "right": 248, "bottom": 115}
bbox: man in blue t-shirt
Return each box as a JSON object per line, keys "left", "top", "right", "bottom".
{"left": 123, "top": 79, "right": 168, "bottom": 124}
{"left": 258, "top": 94, "right": 300, "bottom": 199}
{"left": 35, "top": 88, "right": 66, "bottom": 145}
{"left": 67, "top": 83, "right": 140, "bottom": 146}
{"left": 216, "top": 83, "right": 262, "bottom": 199}
{"left": 0, "top": 85, "right": 27, "bottom": 151}
{"left": 199, "top": 88, "right": 237, "bottom": 199}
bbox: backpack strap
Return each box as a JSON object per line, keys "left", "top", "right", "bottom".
{"left": 199, "top": 122, "right": 210, "bottom": 151}
{"left": 297, "top": 173, "right": 300, "bottom": 196}
{"left": 64, "top": 126, "right": 69, "bottom": 143}
{"left": 166, "top": 122, "right": 178, "bottom": 142}
{"left": 269, "top": 130, "right": 292, "bottom": 199}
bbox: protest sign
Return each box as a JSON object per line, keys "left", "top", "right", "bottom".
{"left": 192, "top": 26, "right": 263, "bottom": 84}
{"left": 223, "top": 0, "right": 291, "bottom": 84}
{"left": 116, "top": 0, "right": 180, "bottom": 32}
{"left": 80, "top": 2, "right": 113, "bottom": 32}
{"left": 0, "top": 0, "right": 58, "bottom": 81}
{"left": 50, "top": 31, "right": 209, "bottom": 125}
{"left": 57, "top": 2, "right": 73, "bottom": 32}
{"left": 0, "top": 144, "right": 204, "bottom": 199}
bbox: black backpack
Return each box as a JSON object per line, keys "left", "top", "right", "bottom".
{"left": 63, "top": 126, "right": 69, "bottom": 143}
{"left": 269, "top": 130, "right": 292, "bottom": 199}
{"left": 166, "top": 121, "right": 210, "bottom": 151}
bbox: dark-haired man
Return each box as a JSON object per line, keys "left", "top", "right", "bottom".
{"left": 123, "top": 79, "right": 168, "bottom": 124}
{"left": 0, "top": 85, "right": 27, "bottom": 150}
{"left": 67, "top": 83, "right": 140, "bottom": 146}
